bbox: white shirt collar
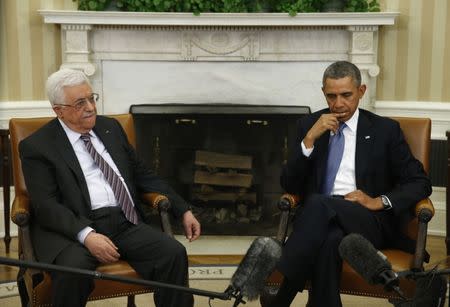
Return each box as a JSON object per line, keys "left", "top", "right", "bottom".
{"left": 58, "top": 118, "right": 96, "bottom": 145}
{"left": 343, "top": 108, "right": 359, "bottom": 133}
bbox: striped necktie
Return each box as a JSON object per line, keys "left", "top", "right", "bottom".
{"left": 80, "top": 133, "right": 138, "bottom": 224}
{"left": 322, "top": 123, "right": 346, "bottom": 195}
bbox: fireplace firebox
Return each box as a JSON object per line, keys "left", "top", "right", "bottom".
{"left": 130, "top": 104, "right": 310, "bottom": 236}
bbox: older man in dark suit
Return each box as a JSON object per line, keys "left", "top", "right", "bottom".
{"left": 19, "top": 68, "right": 201, "bottom": 307}
{"left": 271, "top": 61, "right": 431, "bottom": 307}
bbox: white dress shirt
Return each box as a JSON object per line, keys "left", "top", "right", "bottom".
{"left": 301, "top": 109, "right": 359, "bottom": 195}
{"left": 59, "top": 119, "right": 134, "bottom": 244}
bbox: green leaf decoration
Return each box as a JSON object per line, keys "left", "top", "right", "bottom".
{"left": 75, "top": 0, "right": 381, "bottom": 14}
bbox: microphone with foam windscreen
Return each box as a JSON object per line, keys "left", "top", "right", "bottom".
{"left": 338, "top": 233, "right": 404, "bottom": 298}
{"left": 225, "top": 237, "right": 282, "bottom": 306}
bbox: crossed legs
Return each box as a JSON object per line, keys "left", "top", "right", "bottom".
{"left": 272, "top": 194, "right": 385, "bottom": 307}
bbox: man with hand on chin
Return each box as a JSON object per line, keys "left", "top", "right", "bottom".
{"left": 271, "top": 61, "right": 431, "bottom": 306}
{"left": 19, "top": 68, "right": 200, "bottom": 307}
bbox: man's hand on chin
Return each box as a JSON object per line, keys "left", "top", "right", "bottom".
{"left": 84, "top": 231, "right": 120, "bottom": 263}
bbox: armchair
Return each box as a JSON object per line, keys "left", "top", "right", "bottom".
{"left": 261, "top": 117, "right": 436, "bottom": 305}
{"left": 10, "top": 114, "right": 173, "bottom": 307}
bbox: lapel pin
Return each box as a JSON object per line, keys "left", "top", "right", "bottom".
{"left": 365, "top": 135, "right": 371, "bottom": 139}
{"left": 105, "top": 130, "right": 110, "bottom": 134}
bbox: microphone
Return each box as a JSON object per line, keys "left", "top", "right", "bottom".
{"left": 338, "top": 233, "right": 403, "bottom": 297}
{"left": 225, "top": 237, "right": 282, "bottom": 305}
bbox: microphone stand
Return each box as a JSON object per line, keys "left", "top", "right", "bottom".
{"left": 224, "top": 286, "right": 245, "bottom": 307}
{"left": 0, "top": 256, "right": 246, "bottom": 306}
{"left": 379, "top": 270, "right": 407, "bottom": 300}
{"left": 398, "top": 268, "right": 450, "bottom": 279}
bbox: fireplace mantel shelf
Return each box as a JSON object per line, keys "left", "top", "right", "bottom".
{"left": 39, "top": 10, "right": 398, "bottom": 27}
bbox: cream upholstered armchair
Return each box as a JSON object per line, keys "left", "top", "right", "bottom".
{"left": 261, "top": 117, "right": 439, "bottom": 306}
{"left": 10, "top": 114, "right": 173, "bottom": 307}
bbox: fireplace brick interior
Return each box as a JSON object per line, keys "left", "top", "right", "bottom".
{"left": 131, "top": 104, "right": 310, "bottom": 235}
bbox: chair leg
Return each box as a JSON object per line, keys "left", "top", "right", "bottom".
{"left": 127, "top": 295, "right": 136, "bottom": 307}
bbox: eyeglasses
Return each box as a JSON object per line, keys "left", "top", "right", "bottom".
{"left": 54, "top": 93, "right": 99, "bottom": 110}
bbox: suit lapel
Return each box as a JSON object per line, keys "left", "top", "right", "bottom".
{"left": 355, "top": 111, "right": 374, "bottom": 189}
{"left": 51, "top": 120, "right": 92, "bottom": 207}
{"left": 93, "top": 119, "right": 131, "bottom": 188}
{"left": 314, "top": 131, "right": 330, "bottom": 191}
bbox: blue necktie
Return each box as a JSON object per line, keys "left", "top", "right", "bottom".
{"left": 322, "top": 123, "right": 346, "bottom": 195}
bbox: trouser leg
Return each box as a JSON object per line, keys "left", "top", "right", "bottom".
{"left": 277, "top": 194, "right": 337, "bottom": 286}
{"left": 94, "top": 208, "right": 193, "bottom": 307}
{"left": 270, "top": 276, "right": 299, "bottom": 307}
{"left": 309, "top": 223, "right": 344, "bottom": 307}
{"left": 50, "top": 243, "right": 98, "bottom": 307}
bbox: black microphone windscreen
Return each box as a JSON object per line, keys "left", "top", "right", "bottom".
{"left": 229, "top": 237, "right": 282, "bottom": 301}
{"left": 338, "top": 233, "right": 392, "bottom": 285}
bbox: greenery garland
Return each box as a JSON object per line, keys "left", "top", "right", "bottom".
{"left": 75, "top": 0, "right": 380, "bottom": 15}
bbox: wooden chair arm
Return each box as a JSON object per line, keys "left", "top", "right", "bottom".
{"left": 11, "top": 197, "right": 40, "bottom": 278}
{"left": 11, "top": 195, "right": 30, "bottom": 227}
{"left": 141, "top": 192, "right": 174, "bottom": 238}
{"left": 276, "top": 194, "right": 301, "bottom": 243}
{"left": 141, "top": 192, "right": 170, "bottom": 210}
{"left": 413, "top": 198, "right": 434, "bottom": 219}
{"left": 279, "top": 194, "right": 301, "bottom": 210}
{"left": 412, "top": 198, "right": 434, "bottom": 269}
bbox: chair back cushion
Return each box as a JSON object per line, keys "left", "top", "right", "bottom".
{"left": 390, "top": 117, "right": 431, "bottom": 240}
{"left": 110, "top": 113, "right": 136, "bottom": 148}
{"left": 9, "top": 117, "right": 54, "bottom": 199}
{"left": 390, "top": 117, "right": 431, "bottom": 173}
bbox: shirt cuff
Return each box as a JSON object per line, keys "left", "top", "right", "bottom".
{"left": 77, "top": 227, "right": 95, "bottom": 244}
{"left": 301, "top": 141, "right": 314, "bottom": 157}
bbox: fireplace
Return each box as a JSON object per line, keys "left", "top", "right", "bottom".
{"left": 131, "top": 104, "right": 310, "bottom": 235}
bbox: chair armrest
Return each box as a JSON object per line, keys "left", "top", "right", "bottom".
{"left": 412, "top": 198, "right": 434, "bottom": 270}
{"left": 279, "top": 194, "right": 301, "bottom": 211}
{"left": 11, "top": 195, "right": 30, "bottom": 227}
{"left": 141, "top": 192, "right": 174, "bottom": 238}
{"left": 413, "top": 198, "right": 434, "bottom": 220}
{"left": 276, "top": 194, "right": 301, "bottom": 243}
{"left": 141, "top": 192, "right": 171, "bottom": 210}
{"left": 11, "top": 195, "right": 39, "bottom": 273}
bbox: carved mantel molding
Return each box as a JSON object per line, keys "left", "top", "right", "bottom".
{"left": 39, "top": 11, "right": 398, "bottom": 26}
{"left": 39, "top": 10, "right": 398, "bottom": 113}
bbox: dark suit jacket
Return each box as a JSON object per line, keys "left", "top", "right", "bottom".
{"left": 19, "top": 116, "right": 190, "bottom": 264}
{"left": 281, "top": 108, "right": 432, "bottom": 249}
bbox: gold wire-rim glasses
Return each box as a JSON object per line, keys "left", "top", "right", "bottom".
{"left": 54, "top": 93, "right": 99, "bottom": 110}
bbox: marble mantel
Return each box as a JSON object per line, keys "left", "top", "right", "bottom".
{"left": 39, "top": 10, "right": 398, "bottom": 114}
